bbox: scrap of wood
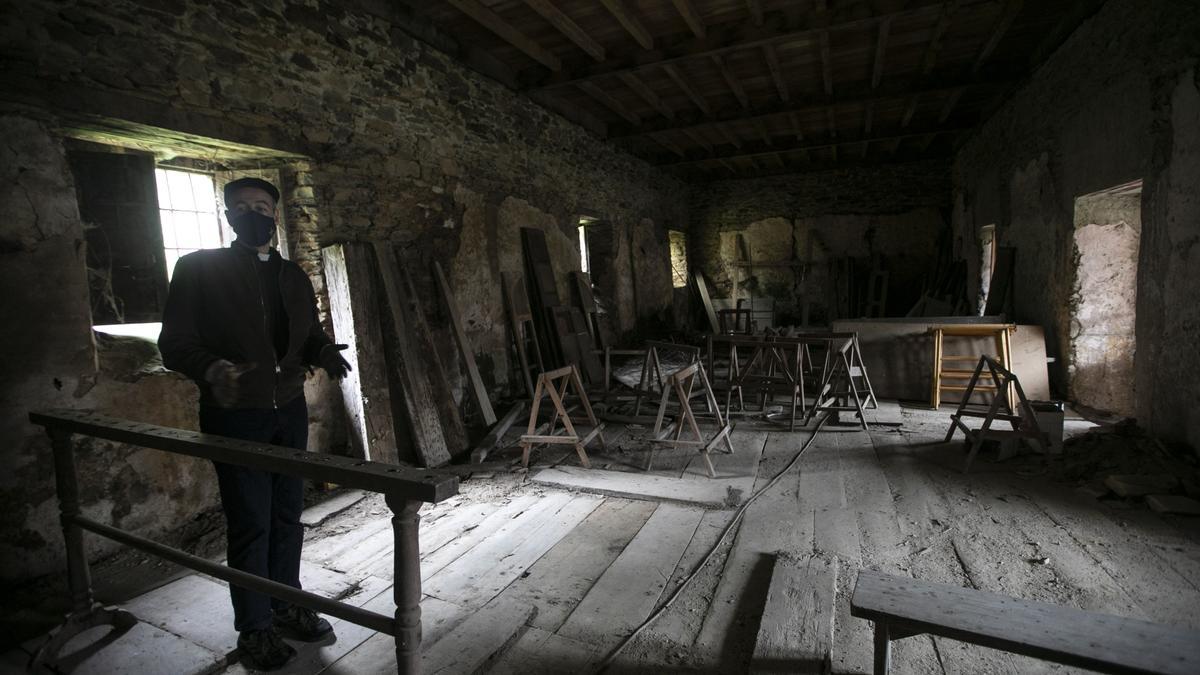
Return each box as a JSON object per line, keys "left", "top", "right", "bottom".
{"left": 434, "top": 261, "right": 496, "bottom": 426}
{"left": 371, "top": 241, "right": 452, "bottom": 467}
{"left": 471, "top": 401, "right": 527, "bottom": 464}
{"left": 401, "top": 264, "right": 469, "bottom": 455}
{"left": 750, "top": 554, "right": 837, "bottom": 674}
{"left": 321, "top": 243, "right": 400, "bottom": 464}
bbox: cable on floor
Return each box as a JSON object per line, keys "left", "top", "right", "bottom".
{"left": 595, "top": 412, "right": 832, "bottom": 672}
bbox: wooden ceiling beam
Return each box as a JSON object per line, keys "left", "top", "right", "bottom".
{"left": 919, "top": 0, "right": 960, "bottom": 75}
{"left": 660, "top": 124, "right": 968, "bottom": 167}
{"left": 763, "top": 44, "right": 789, "bottom": 102}
{"left": 682, "top": 127, "right": 713, "bottom": 152}
{"left": 975, "top": 0, "right": 1024, "bottom": 73}
{"left": 711, "top": 54, "right": 750, "bottom": 109}
{"left": 651, "top": 132, "right": 686, "bottom": 157}
{"left": 619, "top": 71, "right": 675, "bottom": 119}
{"left": 529, "top": 1, "right": 950, "bottom": 91}
{"left": 746, "top": 0, "right": 764, "bottom": 26}
{"left": 871, "top": 17, "right": 891, "bottom": 88}
{"left": 901, "top": 95, "right": 919, "bottom": 127}
{"left": 938, "top": 87, "right": 964, "bottom": 122}
{"left": 714, "top": 124, "right": 743, "bottom": 149}
{"left": 523, "top": 0, "right": 605, "bottom": 62}
{"left": 816, "top": 0, "right": 833, "bottom": 95}
{"left": 662, "top": 63, "right": 712, "bottom": 116}
{"left": 599, "top": 0, "right": 654, "bottom": 50}
{"left": 444, "top": 0, "right": 561, "bottom": 71}
{"left": 577, "top": 81, "right": 640, "bottom": 125}
{"left": 608, "top": 74, "right": 1013, "bottom": 138}
{"left": 863, "top": 101, "right": 874, "bottom": 134}
{"left": 671, "top": 0, "right": 707, "bottom": 39}
{"left": 788, "top": 111, "right": 804, "bottom": 140}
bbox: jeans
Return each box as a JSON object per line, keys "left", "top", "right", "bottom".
{"left": 199, "top": 395, "right": 308, "bottom": 632}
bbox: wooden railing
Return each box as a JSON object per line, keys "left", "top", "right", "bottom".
{"left": 28, "top": 409, "right": 458, "bottom": 674}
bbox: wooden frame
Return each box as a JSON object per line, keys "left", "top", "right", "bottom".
{"left": 27, "top": 409, "right": 455, "bottom": 675}
{"left": 645, "top": 361, "right": 734, "bottom": 478}
{"left": 930, "top": 323, "right": 1014, "bottom": 409}
{"left": 520, "top": 365, "right": 607, "bottom": 468}
{"left": 806, "top": 336, "right": 868, "bottom": 430}
{"left": 632, "top": 340, "right": 702, "bottom": 416}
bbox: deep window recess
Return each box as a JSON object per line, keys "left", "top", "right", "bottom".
{"left": 669, "top": 230, "right": 688, "bottom": 288}
{"left": 577, "top": 216, "right": 595, "bottom": 274}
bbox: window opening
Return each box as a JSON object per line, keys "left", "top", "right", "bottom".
{"left": 578, "top": 216, "right": 596, "bottom": 274}
{"left": 156, "top": 167, "right": 225, "bottom": 280}
{"left": 978, "top": 224, "right": 997, "bottom": 313}
{"left": 669, "top": 230, "right": 688, "bottom": 288}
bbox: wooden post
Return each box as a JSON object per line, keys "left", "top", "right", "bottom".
{"left": 51, "top": 429, "right": 92, "bottom": 613}
{"left": 873, "top": 620, "right": 891, "bottom": 674}
{"left": 387, "top": 495, "right": 423, "bottom": 675}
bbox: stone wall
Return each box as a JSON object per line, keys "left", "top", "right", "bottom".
{"left": 0, "top": 0, "right": 685, "bottom": 583}
{"left": 688, "top": 160, "right": 951, "bottom": 323}
{"left": 952, "top": 0, "right": 1200, "bottom": 449}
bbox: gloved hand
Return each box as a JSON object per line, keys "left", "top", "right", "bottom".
{"left": 205, "top": 360, "right": 257, "bottom": 408}
{"left": 319, "top": 344, "right": 352, "bottom": 380}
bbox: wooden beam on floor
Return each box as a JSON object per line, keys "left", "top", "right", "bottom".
{"left": 523, "top": 0, "right": 605, "bottom": 62}
{"left": 444, "top": 0, "right": 561, "bottom": 72}
{"left": 751, "top": 554, "right": 838, "bottom": 674}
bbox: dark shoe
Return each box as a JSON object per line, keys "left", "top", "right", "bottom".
{"left": 237, "top": 626, "right": 296, "bottom": 671}
{"left": 273, "top": 605, "right": 335, "bottom": 642}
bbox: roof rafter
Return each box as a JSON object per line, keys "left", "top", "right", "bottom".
{"left": 577, "top": 81, "right": 639, "bottom": 124}
{"left": 528, "top": 1, "right": 950, "bottom": 91}
{"left": 444, "top": 0, "right": 561, "bottom": 71}
{"left": 763, "top": 43, "right": 788, "bottom": 102}
{"left": 523, "top": 0, "right": 605, "bottom": 62}
{"left": 746, "top": 0, "right": 764, "bottom": 26}
{"left": 608, "top": 74, "right": 1012, "bottom": 139}
{"left": 711, "top": 54, "right": 749, "bottom": 109}
{"left": 663, "top": 124, "right": 968, "bottom": 167}
{"left": 975, "top": 0, "right": 1024, "bottom": 72}
{"left": 671, "top": 0, "right": 707, "bottom": 39}
{"left": 619, "top": 71, "right": 675, "bottom": 119}
{"left": 919, "top": 1, "right": 961, "bottom": 75}
{"left": 871, "top": 16, "right": 891, "bottom": 88}
{"left": 599, "top": 0, "right": 654, "bottom": 50}
{"left": 662, "top": 63, "right": 712, "bottom": 115}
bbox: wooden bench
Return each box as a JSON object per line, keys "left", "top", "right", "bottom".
{"left": 851, "top": 570, "right": 1200, "bottom": 675}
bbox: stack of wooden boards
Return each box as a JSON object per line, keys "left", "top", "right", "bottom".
{"left": 322, "top": 242, "right": 470, "bottom": 467}
{"left": 521, "top": 227, "right": 604, "bottom": 386}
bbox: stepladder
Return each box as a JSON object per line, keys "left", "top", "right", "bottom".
{"left": 520, "top": 364, "right": 606, "bottom": 469}
{"left": 944, "top": 355, "right": 1049, "bottom": 473}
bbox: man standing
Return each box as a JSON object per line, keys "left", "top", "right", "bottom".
{"left": 159, "top": 177, "right": 350, "bottom": 671}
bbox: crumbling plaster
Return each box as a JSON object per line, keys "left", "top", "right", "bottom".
{"left": 951, "top": 0, "right": 1200, "bottom": 450}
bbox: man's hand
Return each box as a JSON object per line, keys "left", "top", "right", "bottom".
{"left": 205, "top": 360, "right": 256, "bottom": 408}
{"left": 319, "top": 344, "right": 352, "bottom": 380}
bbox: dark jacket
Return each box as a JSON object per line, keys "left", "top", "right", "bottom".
{"left": 158, "top": 244, "right": 332, "bottom": 409}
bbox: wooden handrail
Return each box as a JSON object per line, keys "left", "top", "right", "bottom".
{"left": 28, "top": 409, "right": 457, "bottom": 674}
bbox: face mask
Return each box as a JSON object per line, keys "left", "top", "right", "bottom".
{"left": 230, "top": 210, "right": 275, "bottom": 247}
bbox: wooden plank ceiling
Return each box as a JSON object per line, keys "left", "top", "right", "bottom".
{"left": 408, "top": 0, "right": 1103, "bottom": 178}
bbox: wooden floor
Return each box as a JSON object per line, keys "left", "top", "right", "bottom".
{"left": 19, "top": 405, "right": 1200, "bottom": 674}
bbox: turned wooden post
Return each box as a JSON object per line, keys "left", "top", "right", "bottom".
{"left": 873, "top": 620, "right": 891, "bottom": 675}
{"left": 387, "top": 494, "right": 422, "bottom": 674}
{"left": 50, "top": 429, "right": 94, "bottom": 613}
